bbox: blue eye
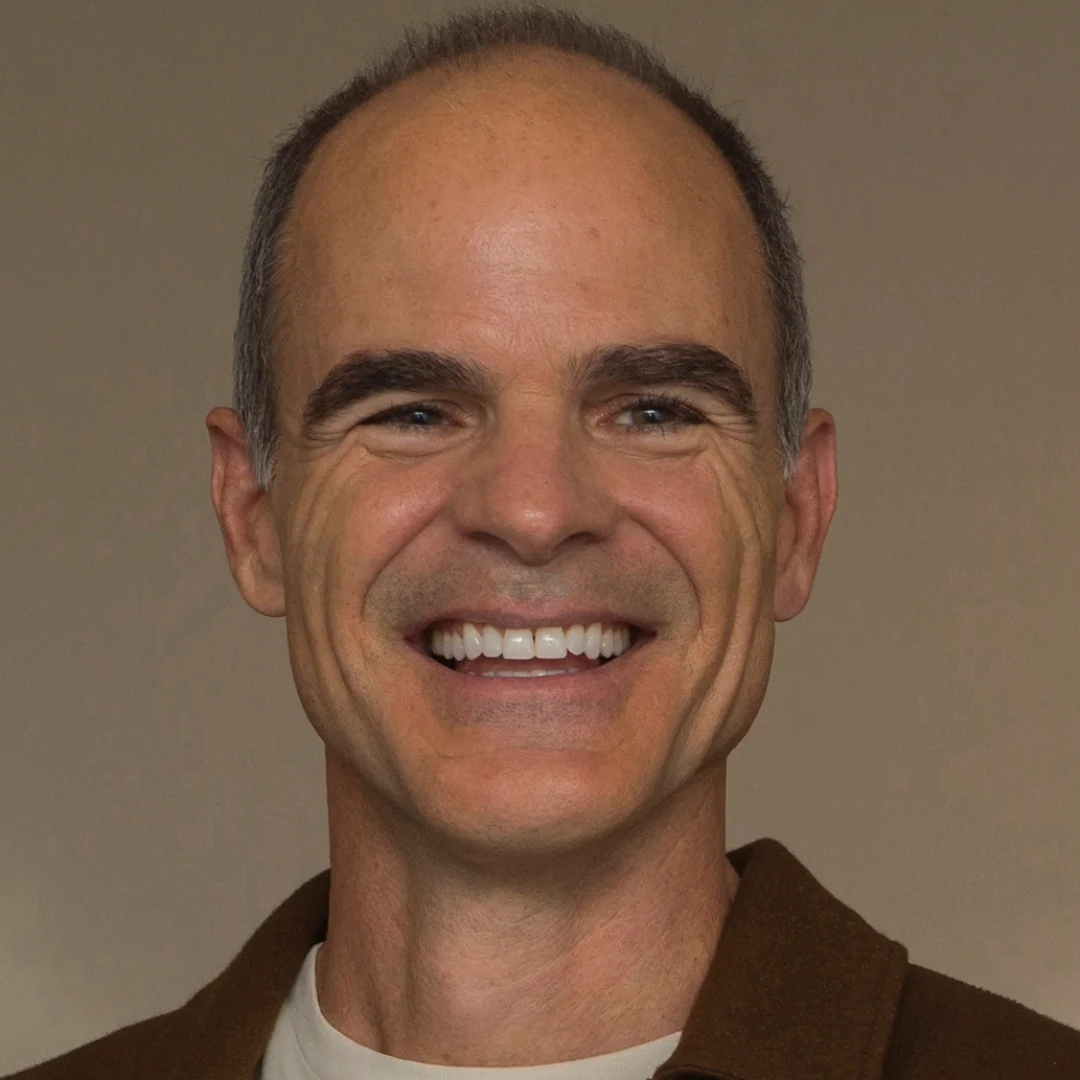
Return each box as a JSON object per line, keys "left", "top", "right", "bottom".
{"left": 361, "top": 403, "right": 451, "bottom": 428}
{"left": 359, "top": 394, "right": 705, "bottom": 434}
{"left": 614, "top": 394, "right": 704, "bottom": 430}
{"left": 628, "top": 404, "right": 671, "bottom": 425}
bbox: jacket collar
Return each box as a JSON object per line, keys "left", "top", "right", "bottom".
{"left": 164, "top": 868, "right": 332, "bottom": 1079}
{"left": 163, "top": 838, "right": 907, "bottom": 1080}
{"left": 657, "top": 839, "right": 908, "bottom": 1080}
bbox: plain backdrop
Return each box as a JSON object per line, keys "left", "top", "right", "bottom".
{"left": 2, "top": 0, "right": 1078, "bottom": 1070}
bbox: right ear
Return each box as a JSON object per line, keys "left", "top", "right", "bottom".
{"left": 206, "top": 407, "right": 286, "bottom": 617}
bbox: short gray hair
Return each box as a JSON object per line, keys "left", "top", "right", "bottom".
{"left": 234, "top": 4, "right": 811, "bottom": 488}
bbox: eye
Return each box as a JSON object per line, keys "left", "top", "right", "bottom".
{"left": 612, "top": 394, "right": 705, "bottom": 432}
{"left": 359, "top": 402, "right": 453, "bottom": 429}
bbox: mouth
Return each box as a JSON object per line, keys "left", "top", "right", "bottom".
{"left": 408, "top": 619, "right": 652, "bottom": 678}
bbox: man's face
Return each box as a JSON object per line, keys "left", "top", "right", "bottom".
{"left": 250, "top": 53, "right": 802, "bottom": 855}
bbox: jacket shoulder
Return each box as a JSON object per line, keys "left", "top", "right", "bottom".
{"left": 884, "top": 963, "right": 1080, "bottom": 1079}
{"left": 2, "top": 1007, "right": 182, "bottom": 1080}
{"left": 4, "top": 868, "right": 331, "bottom": 1080}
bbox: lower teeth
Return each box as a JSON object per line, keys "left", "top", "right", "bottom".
{"left": 477, "top": 669, "right": 574, "bottom": 678}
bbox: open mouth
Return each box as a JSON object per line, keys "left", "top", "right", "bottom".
{"left": 415, "top": 620, "right": 647, "bottom": 678}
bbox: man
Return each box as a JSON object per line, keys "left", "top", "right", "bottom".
{"left": 10, "top": 6, "right": 1079, "bottom": 1079}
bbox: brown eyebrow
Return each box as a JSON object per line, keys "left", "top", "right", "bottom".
{"left": 568, "top": 342, "right": 758, "bottom": 422}
{"left": 300, "top": 341, "right": 757, "bottom": 440}
{"left": 301, "top": 349, "right": 496, "bottom": 439}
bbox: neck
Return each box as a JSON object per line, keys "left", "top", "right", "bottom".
{"left": 316, "top": 753, "right": 739, "bottom": 1067}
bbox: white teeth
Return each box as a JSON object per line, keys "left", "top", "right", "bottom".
{"left": 427, "top": 620, "right": 635, "bottom": 662}
{"left": 479, "top": 669, "right": 572, "bottom": 678}
{"left": 584, "top": 623, "right": 602, "bottom": 660}
{"left": 534, "top": 627, "right": 568, "bottom": 659}
{"left": 502, "top": 629, "right": 535, "bottom": 660}
{"left": 462, "top": 622, "right": 484, "bottom": 661}
{"left": 482, "top": 624, "right": 502, "bottom": 657}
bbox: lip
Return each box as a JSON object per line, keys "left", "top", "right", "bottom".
{"left": 406, "top": 628, "right": 653, "bottom": 693}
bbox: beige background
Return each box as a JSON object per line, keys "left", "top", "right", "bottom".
{"left": 2, "top": 0, "right": 1078, "bottom": 1070}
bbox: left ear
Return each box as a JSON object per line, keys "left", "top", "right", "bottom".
{"left": 774, "top": 408, "right": 838, "bottom": 621}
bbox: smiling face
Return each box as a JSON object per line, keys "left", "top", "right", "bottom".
{"left": 215, "top": 49, "right": 826, "bottom": 859}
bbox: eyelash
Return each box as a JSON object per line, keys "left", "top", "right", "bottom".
{"left": 359, "top": 393, "right": 706, "bottom": 434}
{"left": 614, "top": 393, "right": 707, "bottom": 430}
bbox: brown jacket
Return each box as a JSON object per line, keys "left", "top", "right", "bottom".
{"left": 8, "top": 838, "right": 1079, "bottom": 1079}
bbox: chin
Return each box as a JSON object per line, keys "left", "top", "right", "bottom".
{"left": 416, "top": 753, "right": 659, "bottom": 863}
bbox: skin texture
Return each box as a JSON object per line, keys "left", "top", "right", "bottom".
{"left": 208, "top": 48, "right": 837, "bottom": 1067}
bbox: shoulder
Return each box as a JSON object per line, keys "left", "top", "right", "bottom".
{"left": 885, "top": 963, "right": 1080, "bottom": 1079}
{"left": 3, "top": 868, "right": 331, "bottom": 1079}
{"left": 1, "top": 1008, "right": 180, "bottom": 1080}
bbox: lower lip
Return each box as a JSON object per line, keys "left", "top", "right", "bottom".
{"left": 409, "top": 639, "right": 649, "bottom": 694}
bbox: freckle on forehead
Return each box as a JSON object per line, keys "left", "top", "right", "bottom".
{"left": 280, "top": 47, "right": 774, "bottom": 403}
{"left": 294, "top": 49, "right": 757, "bottom": 249}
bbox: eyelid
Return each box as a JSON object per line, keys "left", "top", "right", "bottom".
{"left": 361, "top": 400, "right": 447, "bottom": 421}
{"left": 358, "top": 400, "right": 457, "bottom": 427}
{"left": 355, "top": 391, "right": 708, "bottom": 433}
{"left": 610, "top": 391, "right": 706, "bottom": 424}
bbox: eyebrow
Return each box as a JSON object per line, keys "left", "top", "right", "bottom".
{"left": 301, "top": 350, "right": 495, "bottom": 439}
{"left": 569, "top": 342, "right": 757, "bottom": 421}
{"left": 300, "top": 342, "right": 757, "bottom": 439}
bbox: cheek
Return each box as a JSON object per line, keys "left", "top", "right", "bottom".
{"left": 622, "top": 450, "right": 774, "bottom": 704}
{"left": 617, "top": 452, "right": 750, "bottom": 621}
{"left": 277, "top": 459, "right": 451, "bottom": 741}
{"left": 282, "top": 457, "right": 452, "bottom": 630}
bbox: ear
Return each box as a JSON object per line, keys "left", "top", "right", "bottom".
{"left": 206, "top": 407, "right": 286, "bottom": 617}
{"left": 774, "top": 408, "right": 838, "bottom": 622}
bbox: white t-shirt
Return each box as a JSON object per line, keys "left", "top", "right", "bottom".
{"left": 260, "top": 944, "right": 681, "bottom": 1080}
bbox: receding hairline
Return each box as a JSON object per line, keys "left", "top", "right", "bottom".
{"left": 313, "top": 42, "right": 729, "bottom": 148}
{"left": 234, "top": 9, "right": 810, "bottom": 489}
{"left": 271, "top": 42, "right": 771, "bottom": 377}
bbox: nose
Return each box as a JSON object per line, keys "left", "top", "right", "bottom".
{"left": 446, "top": 402, "right": 617, "bottom": 565}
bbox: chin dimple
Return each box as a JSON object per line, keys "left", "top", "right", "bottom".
{"left": 429, "top": 621, "right": 633, "bottom": 665}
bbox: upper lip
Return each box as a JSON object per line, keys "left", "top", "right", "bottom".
{"left": 405, "top": 608, "right": 657, "bottom": 640}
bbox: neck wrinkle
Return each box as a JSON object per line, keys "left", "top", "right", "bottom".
{"left": 318, "top": 752, "right": 734, "bottom": 1067}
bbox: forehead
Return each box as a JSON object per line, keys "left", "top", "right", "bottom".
{"left": 276, "top": 49, "right": 772, "bottom": 404}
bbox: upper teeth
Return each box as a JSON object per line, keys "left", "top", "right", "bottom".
{"left": 429, "top": 622, "right": 632, "bottom": 662}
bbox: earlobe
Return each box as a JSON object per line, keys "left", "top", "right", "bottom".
{"left": 773, "top": 409, "right": 838, "bottom": 622}
{"left": 206, "top": 407, "right": 286, "bottom": 617}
